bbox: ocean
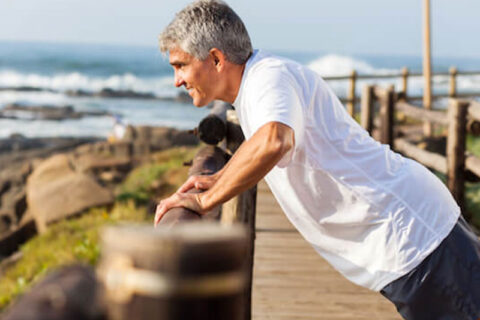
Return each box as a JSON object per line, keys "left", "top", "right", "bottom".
{"left": 0, "top": 41, "right": 479, "bottom": 139}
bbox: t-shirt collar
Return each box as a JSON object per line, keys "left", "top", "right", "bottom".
{"left": 233, "top": 49, "right": 259, "bottom": 107}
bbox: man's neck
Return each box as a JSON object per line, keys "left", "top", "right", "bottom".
{"left": 219, "top": 62, "right": 246, "bottom": 104}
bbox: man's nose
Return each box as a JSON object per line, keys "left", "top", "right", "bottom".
{"left": 174, "top": 72, "right": 185, "bottom": 88}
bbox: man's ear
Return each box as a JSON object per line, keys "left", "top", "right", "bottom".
{"left": 209, "top": 48, "right": 226, "bottom": 71}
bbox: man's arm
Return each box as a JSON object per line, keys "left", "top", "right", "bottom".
{"left": 154, "top": 121, "right": 294, "bottom": 225}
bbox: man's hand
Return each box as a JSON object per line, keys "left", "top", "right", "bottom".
{"left": 177, "top": 174, "right": 218, "bottom": 193}
{"left": 154, "top": 192, "right": 205, "bottom": 227}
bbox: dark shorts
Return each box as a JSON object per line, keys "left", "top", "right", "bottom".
{"left": 380, "top": 216, "right": 480, "bottom": 320}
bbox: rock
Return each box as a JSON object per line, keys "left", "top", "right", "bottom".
{"left": 2, "top": 264, "right": 105, "bottom": 320}
{"left": 0, "top": 210, "right": 13, "bottom": 233}
{"left": 26, "top": 154, "right": 114, "bottom": 233}
{"left": 0, "top": 217, "right": 37, "bottom": 258}
{"left": 175, "top": 91, "right": 193, "bottom": 104}
{"left": 72, "top": 154, "right": 132, "bottom": 175}
{"left": 95, "top": 88, "right": 155, "bottom": 99}
{"left": 0, "top": 103, "right": 111, "bottom": 121}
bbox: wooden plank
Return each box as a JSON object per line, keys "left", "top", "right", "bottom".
{"left": 252, "top": 182, "right": 401, "bottom": 320}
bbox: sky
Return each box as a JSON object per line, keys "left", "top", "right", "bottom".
{"left": 0, "top": 0, "right": 479, "bottom": 58}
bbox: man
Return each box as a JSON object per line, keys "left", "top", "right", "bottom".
{"left": 155, "top": 1, "right": 480, "bottom": 319}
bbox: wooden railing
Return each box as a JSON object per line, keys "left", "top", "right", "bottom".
{"left": 327, "top": 69, "right": 480, "bottom": 116}
{"left": 361, "top": 85, "right": 480, "bottom": 220}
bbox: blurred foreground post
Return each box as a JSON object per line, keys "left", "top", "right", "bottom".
{"left": 98, "top": 223, "right": 248, "bottom": 320}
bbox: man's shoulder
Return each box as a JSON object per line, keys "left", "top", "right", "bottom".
{"left": 245, "top": 51, "right": 304, "bottom": 88}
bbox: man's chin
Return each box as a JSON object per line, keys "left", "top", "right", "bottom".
{"left": 192, "top": 99, "right": 210, "bottom": 108}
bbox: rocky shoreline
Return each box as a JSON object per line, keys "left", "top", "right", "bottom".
{"left": 0, "top": 86, "right": 193, "bottom": 104}
{"left": 0, "top": 126, "right": 198, "bottom": 263}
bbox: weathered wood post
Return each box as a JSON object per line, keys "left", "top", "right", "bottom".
{"left": 197, "top": 101, "right": 231, "bottom": 145}
{"left": 221, "top": 109, "right": 256, "bottom": 320}
{"left": 361, "top": 85, "right": 374, "bottom": 134}
{"left": 98, "top": 223, "right": 248, "bottom": 320}
{"left": 379, "top": 86, "right": 395, "bottom": 148}
{"left": 446, "top": 99, "right": 469, "bottom": 218}
{"left": 401, "top": 67, "right": 409, "bottom": 100}
{"left": 347, "top": 70, "right": 357, "bottom": 117}
{"left": 423, "top": 0, "right": 433, "bottom": 136}
{"left": 449, "top": 67, "right": 458, "bottom": 98}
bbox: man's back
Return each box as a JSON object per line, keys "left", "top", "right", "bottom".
{"left": 233, "top": 50, "right": 460, "bottom": 291}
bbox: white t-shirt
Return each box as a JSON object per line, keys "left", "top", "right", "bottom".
{"left": 233, "top": 50, "right": 460, "bottom": 291}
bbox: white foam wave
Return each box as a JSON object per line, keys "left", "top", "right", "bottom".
{"left": 0, "top": 70, "right": 177, "bottom": 97}
{"left": 307, "top": 54, "right": 395, "bottom": 77}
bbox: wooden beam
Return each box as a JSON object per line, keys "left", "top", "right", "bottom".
{"left": 396, "top": 100, "right": 448, "bottom": 125}
{"left": 394, "top": 138, "right": 447, "bottom": 173}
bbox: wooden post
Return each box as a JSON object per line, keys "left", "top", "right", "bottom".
{"left": 360, "top": 85, "right": 374, "bottom": 134}
{"left": 380, "top": 86, "right": 395, "bottom": 148}
{"left": 449, "top": 67, "right": 458, "bottom": 98}
{"left": 347, "top": 70, "right": 357, "bottom": 117}
{"left": 98, "top": 223, "right": 248, "bottom": 320}
{"left": 197, "top": 101, "right": 231, "bottom": 145}
{"left": 401, "top": 67, "right": 409, "bottom": 100}
{"left": 222, "top": 109, "right": 256, "bottom": 320}
{"left": 446, "top": 99, "right": 469, "bottom": 218}
{"left": 423, "top": 0, "right": 433, "bottom": 136}
{"left": 221, "top": 188, "right": 257, "bottom": 320}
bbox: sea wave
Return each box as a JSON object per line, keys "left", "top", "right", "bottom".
{"left": 0, "top": 70, "right": 177, "bottom": 98}
{"left": 307, "top": 54, "right": 480, "bottom": 96}
{"left": 307, "top": 54, "right": 396, "bottom": 77}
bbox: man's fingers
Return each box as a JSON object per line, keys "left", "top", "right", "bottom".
{"left": 177, "top": 178, "right": 196, "bottom": 193}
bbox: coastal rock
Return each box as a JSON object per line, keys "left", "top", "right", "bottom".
{"left": 26, "top": 154, "right": 114, "bottom": 233}
{"left": 95, "top": 88, "right": 155, "bottom": 99}
{"left": 2, "top": 264, "right": 104, "bottom": 320}
{"left": 0, "top": 103, "right": 111, "bottom": 121}
{"left": 0, "top": 215, "right": 36, "bottom": 258}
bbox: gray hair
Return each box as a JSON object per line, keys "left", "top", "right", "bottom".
{"left": 159, "top": 0, "right": 253, "bottom": 65}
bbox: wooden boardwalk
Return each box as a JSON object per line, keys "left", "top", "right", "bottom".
{"left": 252, "top": 181, "right": 402, "bottom": 320}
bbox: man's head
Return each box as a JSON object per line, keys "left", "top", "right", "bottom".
{"left": 159, "top": 0, "right": 252, "bottom": 65}
{"left": 159, "top": 0, "right": 252, "bottom": 106}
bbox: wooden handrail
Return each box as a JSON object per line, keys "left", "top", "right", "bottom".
{"left": 396, "top": 100, "right": 448, "bottom": 125}
{"left": 322, "top": 70, "right": 480, "bottom": 81}
{"left": 394, "top": 138, "right": 447, "bottom": 174}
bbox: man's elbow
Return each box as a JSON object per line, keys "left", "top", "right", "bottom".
{"left": 265, "top": 122, "right": 295, "bottom": 158}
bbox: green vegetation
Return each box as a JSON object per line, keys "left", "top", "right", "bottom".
{"left": 0, "top": 146, "right": 199, "bottom": 311}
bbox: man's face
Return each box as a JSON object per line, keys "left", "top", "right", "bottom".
{"left": 169, "top": 48, "right": 218, "bottom": 107}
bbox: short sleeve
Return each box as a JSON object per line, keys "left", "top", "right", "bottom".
{"left": 245, "top": 67, "right": 305, "bottom": 167}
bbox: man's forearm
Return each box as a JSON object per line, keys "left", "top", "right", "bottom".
{"left": 199, "top": 122, "right": 293, "bottom": 211}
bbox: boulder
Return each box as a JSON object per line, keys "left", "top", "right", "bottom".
{"left": 2, "top": 264, "right": 105, "bottom": 320}
{"left": 26, "top": 154, "right": 114, "bottom": 233}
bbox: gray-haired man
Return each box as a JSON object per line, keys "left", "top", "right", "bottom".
{"left": 155, "top": 1, "right": 480, "bottom": 319}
